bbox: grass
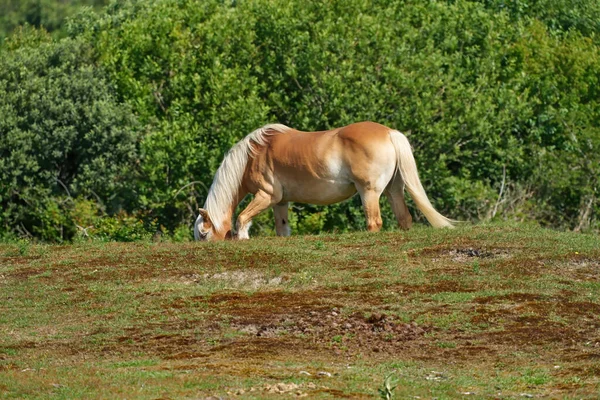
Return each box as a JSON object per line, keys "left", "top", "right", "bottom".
{"left": 1, "top": 222, "right": 600, "bottom": 398}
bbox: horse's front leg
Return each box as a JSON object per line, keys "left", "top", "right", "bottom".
{"left": 236, "top": 190, "right": 275, "bottom": 239}
{"left": 273, "top": 202, "right": 291, "bottom": 237}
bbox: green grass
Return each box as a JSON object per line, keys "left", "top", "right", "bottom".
{"left": 1, "top": 222, "right": 600, "bottom": 398}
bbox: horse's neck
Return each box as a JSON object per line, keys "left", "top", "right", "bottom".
{"left": 210, "top": 185, "right": 248, "bottom": 235}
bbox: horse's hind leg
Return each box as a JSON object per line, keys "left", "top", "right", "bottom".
{"left": 273, "top": 202, "right": 291, "bottom": 237}
{"left": 236, "top": 190, "right": 275, "bottom": 239}
{"left": 385, "top": 175, "right": 412, "bottom": 230}
{"left": 357, "top": 187, "right": 384, "bottom": 232}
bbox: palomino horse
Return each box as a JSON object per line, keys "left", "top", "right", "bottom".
{"left": 194, "top": 121, "right": 453, "bottom": 241}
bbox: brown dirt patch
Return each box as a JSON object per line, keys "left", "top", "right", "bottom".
{"left": 334, "top": 255, "right": 390, "bottom": 270}
{"left": 484, "top": 321, "right": 579, "bottom": 345}
{"left": 206, "top": 290, "right": 339, "bottom": 316}
{"left": 3, "top": 265, "right": 49, "bottom": 280}
{"left": 407, "top": 280, "right": 477, "bottom": 294}
{"left": 561, "top": 258, "right": 600, "bottom": 282}
{"left": 95, "top": 289, "right": 436, "bottom": 362}
{"left": 474, "top": 292, "right": 545, "bottom": 304}
{"left": 419, "top": 244, "right": 515, "bottom": 261}
{"left": 0, "top": 256, "right": 42, "bottom": 266}
{"left": 0, "top": 362, "right": 21, "bottom": 371}
{"left": 467, "top": 291, "right": 600, "bottom": 363}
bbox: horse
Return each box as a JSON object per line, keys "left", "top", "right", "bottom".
{"left": 194, "top": 121, "right": 453, "bottom": 241}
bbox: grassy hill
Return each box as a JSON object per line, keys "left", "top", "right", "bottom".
{"left": 1, "top": 223, "right": 599, "bottom": 398}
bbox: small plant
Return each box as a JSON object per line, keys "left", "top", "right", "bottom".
{"left": 314, "top": 240, "right": 326, "bottom": 250}
{"left": 436, "top": 341, "right": 457, "bottom": 349}
{"left": 378, "top": 372, "right": 398, "bottom": 400}
{"left": 472, "top": 260, "right": 481, "bottom": 274}
{"left": 17, "top": 240, "right": 30, "bottom": 256}
{"left": 331, "top": 335, "right": 343, "bottom": 344}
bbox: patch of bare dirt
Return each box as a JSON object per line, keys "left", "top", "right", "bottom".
{"left": 91, "top": 289, "right": 434, "bottom": 362}
{"left": 337, "top": 280, "right": 479, "bottom": 302}
{"left": 467, "top": 292, "right": 600, "bottom": 365}
{"left": 334, "top": 255, "right": 390, "bottom": 270}
{"left": 102, "top": 320, "right": 218, "bottom": 358}
{"left": 0, "top": 362, "right": 21, "bottom": 371}
{"left": 420, "top": 244, "right": 515, "bottom": 262}
{"left": 0, "top": 256, "right": 42, "bottom": 267}
{"left": 561, "top": 258, "right": 600, "bottom": 282}
{"left": 3, "top": 265, "right": 49, "bottom": 280}
{"left": 407, "top": 280, "right": 478, "bottom": 294}
{"left": 201, "top": 290, "right": 435, "bottom": 358}
{"left": 485, "top": 321, "right": 579, "bottom": 345}
{"left": 202, "top": 270, "right": 289, "bottom": 289}
{"left": 474, "top": 292, "right": 545, "bottom": 304}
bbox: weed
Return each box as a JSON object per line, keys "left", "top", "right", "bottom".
{"left": 378, "top": 372, "right": 398, "bottom": 400}
{"left": 436, "top": 341, "right": 457, "bottom": 349}
{"left": 521, "top": 368, "right": 550, "bottom": 386}
{"left": 313, "top": 240, "right": 326, "bottom": 250}
{"left": 331, "top": 335, "right": 343, "bottom": 344}
{"left": 472, "top": 260, "right": 481, "bottom": 274}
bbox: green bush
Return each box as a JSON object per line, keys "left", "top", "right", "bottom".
{"left": 0, "top": 0, "right": 108, "bottom": 40}
{"left": 0, "top": 28, "right": 141, "bottom": 241}
{"left": 70, "top": 198, "right": 158, "bottom": 242}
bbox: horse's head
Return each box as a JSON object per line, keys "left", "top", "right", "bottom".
{"left": 194, "top": 208, "right": 216, "bottom": 241}
{"left": 194, "top": 208, "right": 232, "bottom": 241}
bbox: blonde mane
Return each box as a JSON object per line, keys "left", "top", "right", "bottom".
{"left": 204, "top": 124, "right": 290, "bottom": 232}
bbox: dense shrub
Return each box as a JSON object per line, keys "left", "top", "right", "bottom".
{"left": 0, "top": 28, "right": 141, "bottom": 240}
{"left": 0, "top": 0, "right": 108, "bottom": 40}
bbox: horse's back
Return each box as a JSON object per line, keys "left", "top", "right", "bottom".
{"left": 335, "top": 121, "right": 393, "bottom": 141}
{"left": 270, "top": 121, "right": 391, "bottom": 152}
{"left": 334, "top": 121, "right": 395, "bottom": 157}
{"left": 268, "top": 121, "right": 392, "bottom": 167}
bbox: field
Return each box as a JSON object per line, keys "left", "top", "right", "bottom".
{"left": 1, "top": 223, "right": 599, "bottom": 399}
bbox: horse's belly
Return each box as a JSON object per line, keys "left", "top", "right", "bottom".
{"left": 281, "top": 179, "right": 356, "bottom": 205}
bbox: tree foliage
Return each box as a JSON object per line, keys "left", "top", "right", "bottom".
{"left": 0, "top": 0, "right": 108, "bottom": 40}
{"left": 1, "top": 0, "right": 598, "bottom": 240}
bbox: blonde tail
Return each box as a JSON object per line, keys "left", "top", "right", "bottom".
{"left": 389, "top": 131, "right": 454, "bottom": 228}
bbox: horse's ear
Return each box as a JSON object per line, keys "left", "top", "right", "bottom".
{"left": 198, "top": 208, "right": 209, "bottom": 221}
